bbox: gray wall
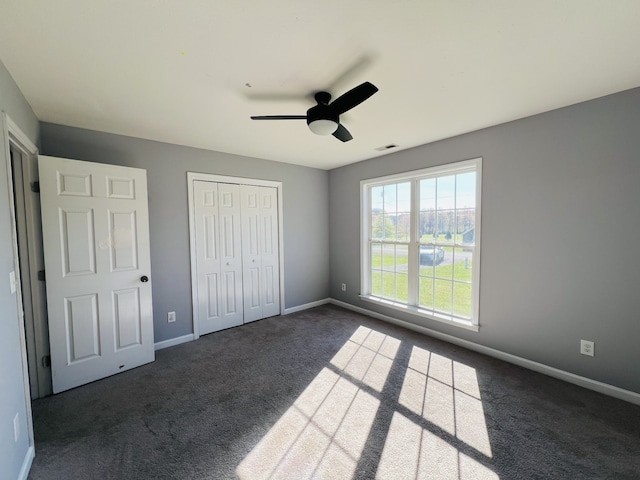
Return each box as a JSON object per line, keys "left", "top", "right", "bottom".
{"left": 0, "top": 60, "right": 39, "bottom": 479}
{"left": 329, "top": 87, "right": 640, "bottom": 395}
{"left": 40, "top": 124, "right": 330, "bottom": 343}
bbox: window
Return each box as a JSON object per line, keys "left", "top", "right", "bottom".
{"left": 361, "top": 158, "right": 481, "bottom": 330}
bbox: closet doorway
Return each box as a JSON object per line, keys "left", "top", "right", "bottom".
{"left": 188, "top": 173, "right": 284, "bottom": 338}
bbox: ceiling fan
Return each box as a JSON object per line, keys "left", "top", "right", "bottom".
{"left": 250, "top": 81, "right": 378, "bottom": 142}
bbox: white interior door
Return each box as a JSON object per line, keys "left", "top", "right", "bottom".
{"left": 194, "top": 181, "right": 243, "bottom": 334}
{"left": 241, "top": 185, "right": 280, "bottom": 322}
{"left": 39, "top": 156, "right": 154, "bottom": 394}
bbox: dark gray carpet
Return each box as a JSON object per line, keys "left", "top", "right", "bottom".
{"left": 28, "top": 305, "right": 640, "bottom": 479}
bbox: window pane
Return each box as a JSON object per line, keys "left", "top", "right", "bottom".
{"left": 419, "top": 276, "right": 434, "bottom": 310}
{"left": 396, "top": 214, "right": 410, "bottom": 242}
{"left": 455, "top": 208, "right": 475, "bottom": 245}
{"left": 419, "top": 245, "right": 445, "bottom": 270}
{"left": 419, "top": 211, "right": 436, "bottom": 242}
{"left": 397, "top": 182, "right": 411, "bottom": 214}
{"left": 455, "top": 172, "right": 476, "bottom": 209}
{"left": 370, "top": 243, "right": 382, "bottom": 268}
{"left": 452, "top": 248, "right": 473, "bottom": 283}
{"left": 382, "top": 271, "right": 395, "bottom": 300}
{"left": 419, "top": 255, "right": 434, "bottom": 277}
{"left": 383, "top": 214, "right": 396, "bottom": 241}
{"left": 395, "top": 245, "right": 409, "bottom": 303}
{"left": 434, "top": 279, "right": 452, "bottom": 313}
{"left": 437, "top": 210, "right": 455, "bottom": 242}
{"left": 434, "top": 249, "right": 452, "bottom": 280}
{"left": 382, "top": 244, "right": 396, "bottom": 272}
{"left": 420, "top": 178, "right": 436, "bottom": 211}
{"left": 371, "top": 185, "right": 383, "bottom": 212}
{"left": 383, "top": 184, "right": 397, "bottom": 213}
{"left": 437, "top": 175, "right": 455, "bottom": 210}
{"left": 371, "top": 270, "right": 382, "bottom": 297}
{"left": 373, "top": 244, "right": 410, "bottom": 303}
{"left": 397, "top": 245, "right": 409, "bottom": 300}
{"left": 396, "top": 273, "right": 409, "bottom": 302}
{"left": 396, "top": 244, "right": 408, "bottom": 271}
{"left": 371, "top": 213, "right": 384, "bottom": 241}
{"left": 453, "top": 282, "right": 472, "bottom": 318}
{"left": 441, "top": 246, "right": 452, "bottom": 266}
{"left": 455, "top": 172, "right": 475, "bottom": 245}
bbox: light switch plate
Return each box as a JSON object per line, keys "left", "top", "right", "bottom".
{"left": 9, "top": 271, "right": 16, "bottom": 294}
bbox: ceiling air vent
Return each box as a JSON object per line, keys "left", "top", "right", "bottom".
{"left": 375, "top": 144, "right": 398, "bottom": 151}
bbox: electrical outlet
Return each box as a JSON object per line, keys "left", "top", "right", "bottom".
{"left": 580, "top": 340, "right": 595, "bottom": 357}
{"left": 167, "top": 311, "right": 176, "bottom": 323}
{"left": 341, "top": 283, "right": 347, "bottom": 292}
{"left": 13, "top": 413, "right": 19, "bottom": 442}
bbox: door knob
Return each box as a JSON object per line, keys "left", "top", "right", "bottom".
{"left": 226, "top": 262, "right": 231, "bottom": 266}
{"left": 141, "top": 275, "right": 149, "bottom": 283}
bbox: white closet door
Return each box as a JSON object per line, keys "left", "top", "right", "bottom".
{"left": 240, "top": 185, "right": 261, "bottom": 322}
{"left": 259, "top": 187, "right": 280, "bottom": 318}
{"left": 218, "top": 183, "right": 244, "bottom": 326}
{"left": 194, "top": 181, "right": 243, "bottom": 334}
{"left": 241, "top": 185, "right": 280, "bottom": 322}
{"left": 39, "top": 156, "right": 154, "bottom": 393}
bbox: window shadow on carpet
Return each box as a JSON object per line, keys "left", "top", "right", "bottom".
{"left": 237, "top": 324, "right": 497, "bottom": 479}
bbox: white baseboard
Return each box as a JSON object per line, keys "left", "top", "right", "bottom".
{"left": 330, "top": 298, "right": 640, "bottom": 406}
{"left": 154, "top": 333, "right": 195, "bottom": 351}
{"left": 283, "top": 298, "right": 331, "bottom": 315}
{"left": 17, "top": 446, "right": 34, "bottom": 480}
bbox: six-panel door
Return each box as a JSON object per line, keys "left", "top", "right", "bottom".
{"left": 39, "top": 156, "right": 154, "bottom": 394}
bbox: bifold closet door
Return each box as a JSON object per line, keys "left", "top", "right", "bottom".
{"left": 194, "top": 181, "right": 243, "bottom": 335}
{"left": 241, "top": 185, "right": 280, "bottom": 323}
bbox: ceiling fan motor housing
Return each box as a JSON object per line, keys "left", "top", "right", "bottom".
{"left": 306, "top": 103, "right": 339, "bottom": 135}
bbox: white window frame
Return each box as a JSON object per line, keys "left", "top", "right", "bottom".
{"left": 360, "top": 158, "right": 482, "bottom": 331}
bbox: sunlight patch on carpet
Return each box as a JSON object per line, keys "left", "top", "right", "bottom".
{"left": 236, "top": 326, "right": 396, "bottom": 479}
{"left": 381, "top": 346, "right": 495, "bottom": 479}
{"left": 237, "top": 326, "right": 497, "bottom": 479}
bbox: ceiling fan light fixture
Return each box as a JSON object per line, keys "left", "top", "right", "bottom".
{"left": 250, "top": 81, "right": 378, "bottom": 142}
{"left": 308, "top": 119, "right": 339, "bottom": 135}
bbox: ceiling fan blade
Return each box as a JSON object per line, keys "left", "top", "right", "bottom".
{"left": 332, "top": 124, "right": 353, "bottom": 142}
{"left": 250, "top": 115, "right": 307, "bottom": 120}
{"left": 328, "top": 82, "right": 378, "bottom": 115}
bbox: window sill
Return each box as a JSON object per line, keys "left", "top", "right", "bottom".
{"left": 359, "top": 295, "right": 479, "bottom": 332}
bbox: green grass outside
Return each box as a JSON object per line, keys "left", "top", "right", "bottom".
{"left": 370, "top": 253, "right": 473, "bottom": 318}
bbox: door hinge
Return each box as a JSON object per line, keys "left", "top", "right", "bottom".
{"left": 37, "top": 270, "right": 45, "bottom": 281}
{"left": 31, "top": 181, "right": 40, "bottom": 193}
{"left": 42, "top": 355, "right": 51, "bottom": 367}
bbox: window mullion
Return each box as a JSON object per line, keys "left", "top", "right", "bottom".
{"left": 407, "top": 179, "right": 419, "bottom": 305}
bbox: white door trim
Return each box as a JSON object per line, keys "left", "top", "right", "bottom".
{"left": 2, "top": 112, "right": 36, "bottom": 471}
{"left": 5, "top": 121, "right": 51, "bottom": 399}
{"left": 187, "top": 172, "right": 285, "bottom": 339}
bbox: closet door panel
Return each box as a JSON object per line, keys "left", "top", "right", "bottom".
{"left": 241, "top": 185, "right": 263, "bottom": 323}
{"left": 260, "top": 187, "right": 280, "bottom": 318}
{"left": 194, "top": 181, "right": 243, "bottom": 334}
{"left": 218, "top": 183, "right": 244, "bottom": 324}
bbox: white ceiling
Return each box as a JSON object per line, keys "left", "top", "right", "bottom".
{"left": 1, "top": 1, "right": 639, "bottom": 170}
